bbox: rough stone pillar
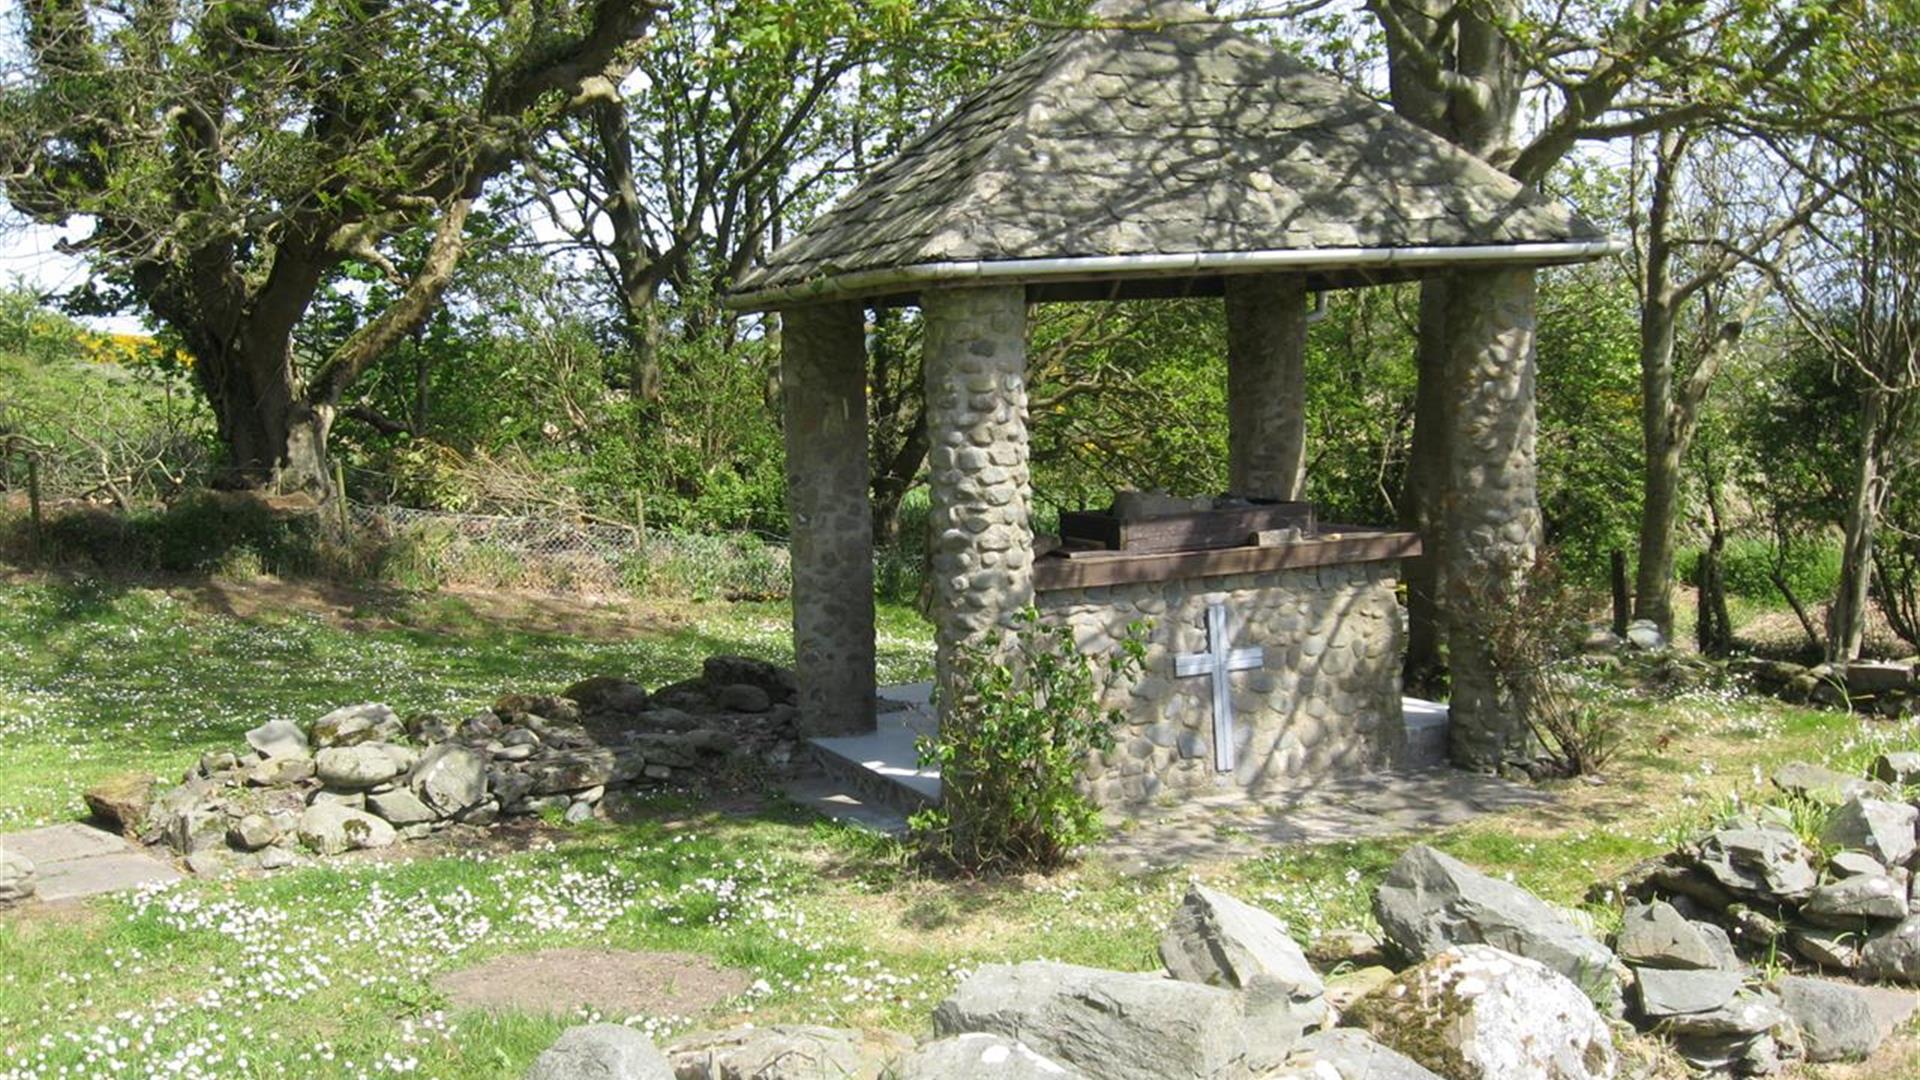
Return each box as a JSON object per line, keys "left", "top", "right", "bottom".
{"left": 922, "top": 284, "right": 1032, "bottom": 711}
{"left": 1225, "top": 274, "right": 1309, "bottom": 500}
{"left": 1440, "top": 268, "right": 1543, "bottom": 769}
{"left": 781, "top": 301, "right": 876, "bottom": 736}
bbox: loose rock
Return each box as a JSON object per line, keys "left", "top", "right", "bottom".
{"left": 84, "top": 772, "right": 162, "bottom": 836}
{"left": 1374, "top": 845, "right": 1621, "bottom": 1009}
{"left": 1871, "top": 751, "right": 1920, "bottom": 787}
{"left": 1775, "top": 975, "right": 1881, "bottom": 1062}
{"left": 245, "top": 720, "right": 310, "bottom": 760}
{"left": 527, "top": 1024, "right": 672, "bottom": 1080}
{"left": 1344, "top": 944, "right": 1616, "bottom": 1080}
{"left": 1273, "top": 1030, "right": 1443, "bottom": 1080}
{"left": 1614, "top": 900, "right": 1731, "bottom": 971}
{"left": 1772, "top": 762, "right": 1894, "bottom": 806}
{"left": 1821, "top": 796, "right": 1918, "bottom": 867}
{"left": 889, "top": 1033, "right": 1084, "bottom": 1079}
{"left": 310, "top": 703, "right": 403, "bottom": 748}
{"left": 1690, "top": 828, "right": 1819, "bottom": 902}
{"left": 1159, "top": 884, "right": 1326, "bottom": 1031}
{"left": 297, "top": 802, "right": 397, "bottom": 855}
{"left": 1858, "top": 916, "right": 1920, "bottom": 982}
{"left": 411, "top": 744, "right": 488, "bottom": 815}
{"left": 932, "top": 960, "right": 1288, "bottom": 1080}
{"left": 314, "top": 744, "right": 412, "bottom": 790}
{"left": 667, "top": 1024, "right": 910, "bottom": 1080}
{"left": 1802, "top": 873, "right": 1909, "bottom": 925}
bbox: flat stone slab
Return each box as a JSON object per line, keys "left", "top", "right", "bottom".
{"left": 1098, "top": 766, "right": 1555, "bottom": 870}
{"left": 1, "top": 823, "right": 181, "bottom": 903}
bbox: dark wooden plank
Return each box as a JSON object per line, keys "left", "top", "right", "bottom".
{"left": 1058, "top": 502, "right": 1316, "bottom": 554}
{"left": 1033, "top": 530, "right": 1422, "bottom": 592}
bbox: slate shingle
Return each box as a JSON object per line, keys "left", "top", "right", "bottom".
{"left": 732, "top": 0, "right": 1607, "bottom": 307}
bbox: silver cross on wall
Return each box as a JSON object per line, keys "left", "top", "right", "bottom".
{"left": 1174, "top": 601, "right": 1265, "bottom": 772}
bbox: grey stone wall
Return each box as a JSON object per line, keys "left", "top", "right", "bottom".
{"left": 1225, "top": 275, "right": 1309, "bottom": 501}
{"left": 781, "top": 302, "right": 876, "bottom": 736}
{"left": 923, "top": 285, "right": 1035, "bottom": 705}
{"left": 1037, "top": 561, "right": 1407, "bottom": 808}
{"left": 1439, "top": 268, "right": 1542, "bottom": 769}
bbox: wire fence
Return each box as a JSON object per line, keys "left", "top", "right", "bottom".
{"left": 351, "top": 502, "right": 794, "bottom": 600}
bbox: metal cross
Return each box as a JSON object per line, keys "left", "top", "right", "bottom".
{"left": 1174, "top": 601, "right": 1265, "bottom": 772}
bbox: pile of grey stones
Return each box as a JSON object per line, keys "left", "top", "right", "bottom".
{"left": 83, "top": 656, "right": 804, "bottom": 873}
{"left": 529, "top": 880, "right": 1453, "bottom": 1080}
{"left": 1600, "top": 754, "right": 1920, "bottom": 1073}
{"left": 1736, "top": 657, "right": 1918, "bottom": 718}
{"left": 529, "top": 839, "right": 1920, "bottom": 1080}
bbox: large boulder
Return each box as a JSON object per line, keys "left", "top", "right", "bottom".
{"left": 882, "top": 1033, "right": 1080, "bottom": 1080}
{"left": 297, "top": 802, "right": 398, "bottom": 855}
{"left": 1689, "top": 828, "right": 1819, "bottom": 902}
{"left": 410, "top": 744, "right": 488, "bottom": 815}
{"left": 309, "top": 703, "right": 404, "bottom": 748}
{"left": 931, "top": 961, "right": 1287, "bottom": 1080}
{"left": 527, "top": 1024, "right": 671, "bottom": 1080}
{"left": 1373, "top": 846, "right": 1620, "bottom": 1009}
{"left": 1775, "top": 975, "right": 1881, "bottom": 1063}
{"left": 1612, "top": 900, "right": 1736, "bottom": 971}
{"left": 313, "top": 744, "right": 414, "bottom": 790}
{"left": 83, "top": 771, "right": 163, "bottom": 836}
{"left": 1344, "top": 945, "right": 1615, "bottom": 1080}
{"left": 1821, "top": 796, "right": 1918, "bottom": 867}
{"left": 1158, "top": 884, "right": 1326, "bottom": 1031}
{"left": 666, "top": 1024, "right": 910, "bottom": 1079}
{"left": 1270, "top": 1030, "right": 1442, "bottom": 1080}
{"left": 0, "top": 849, "right": 36, "bottom": 907}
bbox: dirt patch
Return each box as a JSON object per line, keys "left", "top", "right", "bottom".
{"left": 434, "top": 948, "right": 751, "bottom": 1019}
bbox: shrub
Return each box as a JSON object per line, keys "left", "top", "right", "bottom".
{"left": 1469, "top": 553, "right": 1624, "bottom": 777}
{"left": 911, "top": 608, "right": 1147, "bottom": 872}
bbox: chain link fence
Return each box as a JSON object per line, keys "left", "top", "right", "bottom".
{"left": 351, "top": 502, "right": 794, "bottom": 600}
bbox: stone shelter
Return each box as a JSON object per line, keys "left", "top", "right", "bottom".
{"left": 727, "top": 0, "right": 1615, "bottom": 805}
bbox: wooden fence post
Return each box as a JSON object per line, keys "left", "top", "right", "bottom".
{"left": 26, "top": 453, "right": 43, "bottom": 550}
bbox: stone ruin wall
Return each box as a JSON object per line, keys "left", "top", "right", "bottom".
{"left": 1037, "top": 561, "right": 1408, "bottom": 808}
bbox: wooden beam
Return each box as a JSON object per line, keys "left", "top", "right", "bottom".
{"left": 1032, "top": 529, "right": 1422, "bottom": 592}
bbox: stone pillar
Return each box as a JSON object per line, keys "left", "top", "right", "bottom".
{"left": 922, "top": 284, "right": 1032, "bottom": 710}
{"left": 1225, "top": 274, "right": 1309, "bottom": 500}
{"left": 781, "top": 301, "right": 876, "bottom": 736}
{"left": 1440, "top": 268, "right": 1543, "bottom": 769}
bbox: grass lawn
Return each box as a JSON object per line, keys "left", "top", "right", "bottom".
{"left": 3, "top": 572, "right": 1920, "bottom": 1078}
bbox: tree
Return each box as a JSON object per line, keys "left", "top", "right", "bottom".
{"left": 1359, "top": 0, "right": 1839, "bottom": 695}
{"left": 1778, "top": 153, "right": 1920, "bottom": 662}
{"left": 0, "top": 0, "right": 663, "bottom": 496}
{"left": 1627, "top": 130, "right": 1822, "bottom": 637}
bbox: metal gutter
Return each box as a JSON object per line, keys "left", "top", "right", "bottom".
{"left": 724, "top": 238, "right": 1626, "bottom": 311}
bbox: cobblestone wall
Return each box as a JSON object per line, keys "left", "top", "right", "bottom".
{"left": 1037, "top": 561, "right": 1408, "bottom": 808}
{"left": 923, "top": 285, "right": 1035, "bottom": 704}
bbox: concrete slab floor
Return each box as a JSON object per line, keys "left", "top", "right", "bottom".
{"left": 2, "top": 822, "right": 182, "bottom": 903}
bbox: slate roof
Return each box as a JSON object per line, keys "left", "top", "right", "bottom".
{"left": 730, "top": 0, "right": 1611, "bottom": 309}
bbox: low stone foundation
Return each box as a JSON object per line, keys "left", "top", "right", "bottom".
{"left": 1037, "top": 560, "right": 1407, "bottom": 808}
